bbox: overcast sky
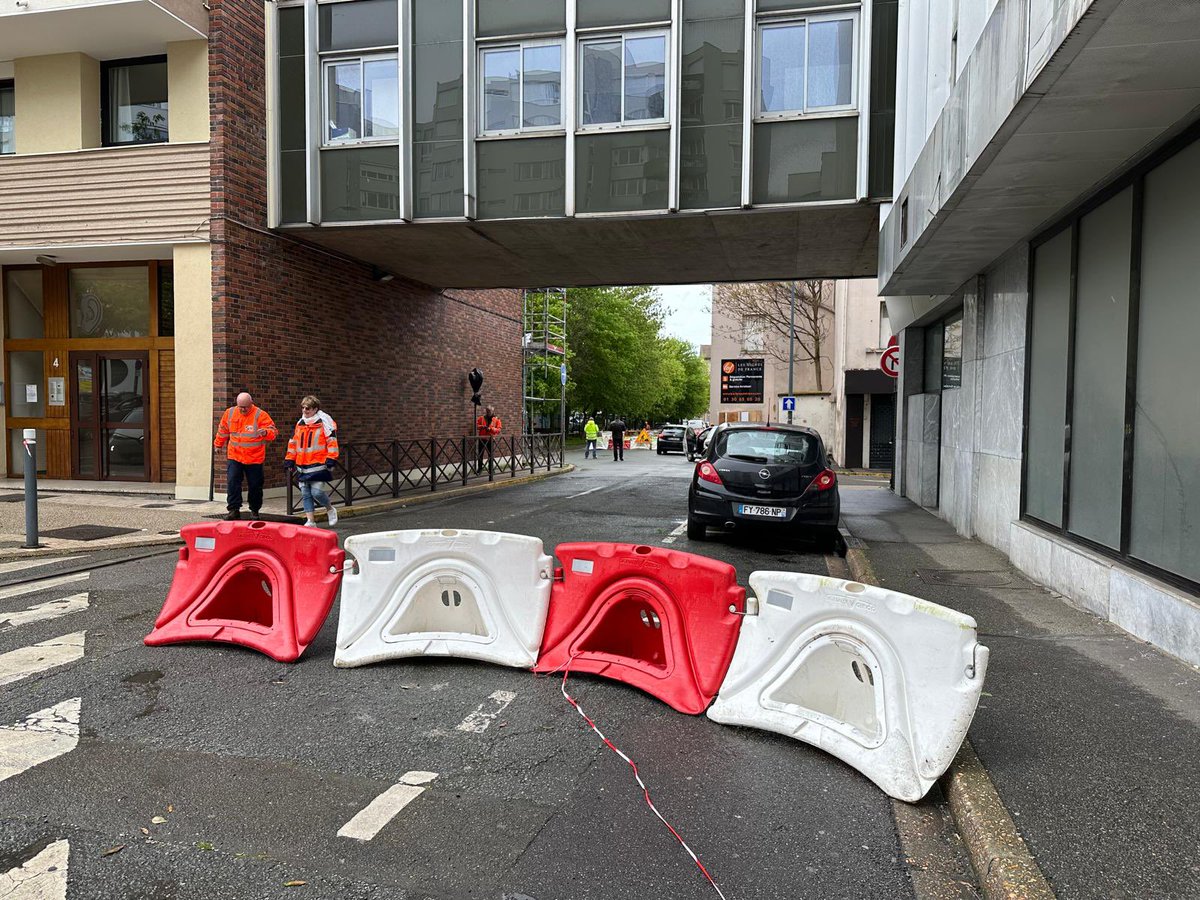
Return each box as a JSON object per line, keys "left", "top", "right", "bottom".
{"left": 656, "top": 284, "right": 713, "bottom": 350}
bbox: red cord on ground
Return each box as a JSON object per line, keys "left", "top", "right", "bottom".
{"left": 558, "top": 668, "right": 729, "bottom": 900}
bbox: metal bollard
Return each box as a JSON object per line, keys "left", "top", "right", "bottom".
{"left": 22, "top": 428, "right": 39, "bottom": 549}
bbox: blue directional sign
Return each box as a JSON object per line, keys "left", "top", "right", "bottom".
{"left": 560, "top": 363, "right": 568, "bottom": 385}
{"left": 781, "top": 396, "right": 797, "bottom": 412}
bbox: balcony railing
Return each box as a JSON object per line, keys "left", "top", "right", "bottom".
{"left": 285, "top": 434, "right": 565, "bottom": 515}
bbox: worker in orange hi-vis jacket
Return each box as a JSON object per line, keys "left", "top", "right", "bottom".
{"left": 214, "top": 391, "right": 278, "bottom": 520}
{"left": 475, "top": 405, "right": 502, "bottom": 473}
{"left": 284, "top": 394, "right": 341, "bottom": 528}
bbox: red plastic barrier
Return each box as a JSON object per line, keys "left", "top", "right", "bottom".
{"left": 145, "top": 521, "right": 345, "bottom": 662}
{"left": 533, "top": 543, "right": 746, "bottom": 714}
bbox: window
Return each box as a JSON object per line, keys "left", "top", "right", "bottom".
{"left": 878, "top": 302, "right": 891, "bottom": 348}
{"left": 579, "top": 31, "right": 668, "bottom": 128}
{"left": 323, "top": 56, "right": 399, "bottom": 145}
{"left": 0, "top": 81, "right": 13, "bottom": 155}
{"left": 102, "top": 58, "right": 168, "bottom": 146}
{"left": 157, "top": 264, "right": 174, "bottom": 338}
{"left": 68, "top": 266, "right": 151, "bottom": 338}
{"left": 479, "top": 41, "right": 563, "bottom": 135}
{"left": 941, "top": 310, "right": 962, "bottom": 389}
{"left": 757, "top": 12, "right": 857, "bottom": 118}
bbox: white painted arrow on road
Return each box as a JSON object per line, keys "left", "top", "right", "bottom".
{"left": 0, "top": 699, "right": 81, "bottom": 784}
{"left": 0, "top": 839, "right": 69, "bottom": 899}
{"left": 455, "top": 690, "right": 516, "bottom": 733}
{"left": 0, "top": 595, "right": 89, "bottom": 633}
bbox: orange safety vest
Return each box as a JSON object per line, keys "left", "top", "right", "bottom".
{"left": 214, "top": 405, "right": 278, "bottom": 464}
{"left": 476, "top": 414, "right": 502, "bottom": 437}
{"left": 285, "top": 417, "right": 340, "bottom": 481}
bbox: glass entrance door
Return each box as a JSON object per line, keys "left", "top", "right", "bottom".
{"left": 70, "top": 351, "right": 150, "bottom": 480}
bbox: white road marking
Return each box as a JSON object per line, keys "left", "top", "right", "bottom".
{"left": 0, "top": 557, "right": 81, "bottom": 576}
{"left": 337, "top": 771, "right": 439, "bottom": 841}
{"left": 0, "top": 574, "right": 89, "bottom": 603}
{"left": 0, "top": 698, "right": 81, "bottom": 784}
{"left": 0, "top": 633, "right": 86, "bottom": 688}
{"left": 661, "top": 521, "right": 688, "bottom": 544}
{"left": 567, "top": 485, "right": 606, "bottom": 499}
{"left": 0, "top": 838, "right": 69, "bottom": 899}
{"left": 455, "top": 690, "right": 517, "bottom": 733}
{"left": 0, "top": 594, "right": 89, "bottom": 633}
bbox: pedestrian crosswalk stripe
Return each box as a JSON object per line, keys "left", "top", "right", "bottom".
{"left": 0, "top": 633, "right": 86, "bottom": 688}
{"left": 0, "top": 556, "right": 82, "bottom": 576}
{"left": 0, "top": 594, "right": 89, "bottom": 633}
{"left": 0, "top": 698, "right": 81, "bottom": 784}
{"left": 0, "top": 838, "right": 69, "bottom": 899}
{"left": 337, "top": 771, "right": 439, "bottom": 841}
{"left": 0, "top": 573, "right": 89, "bottom": 603}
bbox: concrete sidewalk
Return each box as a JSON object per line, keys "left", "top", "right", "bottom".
{"left": 839, "top": 482, "right": 1200, "bottom": 900}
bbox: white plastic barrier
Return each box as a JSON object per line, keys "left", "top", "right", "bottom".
{"left": 335, "top": 529, "right": 554, "bottom": 669}
{"left": 707, "top": 572, "right": 989, "bottom": 802}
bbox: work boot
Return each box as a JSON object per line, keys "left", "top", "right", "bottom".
{"left": 224, "top": 510, "right": 241, "bottom": 521}
{"left": 249, "top": 509, "right": 261, "bottom": 519}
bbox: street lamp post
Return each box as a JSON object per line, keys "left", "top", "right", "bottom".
{"left": 787, "top": 281, "right": 796, "bottom": 425}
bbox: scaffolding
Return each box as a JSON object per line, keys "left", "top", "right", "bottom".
{"left": 522, "top": 288, "right": 567, "bottom": 436}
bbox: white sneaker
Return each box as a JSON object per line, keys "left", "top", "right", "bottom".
{"left": 303, "top": 520, "right": 317, "bottom": 527}
{"left": 327, "top": 506, "right": 339, "bottom": 526}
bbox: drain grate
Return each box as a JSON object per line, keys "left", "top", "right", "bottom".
{"left": 917, "top": 569, "right": 1013, "bottom": 587}
{"left": 41, "top": 525, "right": 141, "bottom": 541}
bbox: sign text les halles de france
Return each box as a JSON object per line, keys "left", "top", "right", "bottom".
{"left": 720, "top": 358, "right": 765, "bottom": 404}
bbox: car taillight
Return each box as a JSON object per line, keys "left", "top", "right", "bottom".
{"left": 813, "top": 469, "right": 837, "bottom": 491}
{"left": 697, "top": 461, "right": 723, "bottom": 486}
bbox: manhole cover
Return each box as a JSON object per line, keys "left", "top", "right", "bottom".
{"left": 41, "top": 525, "right": 141, "bottom": 541}
{"left": 917, "top": 569, "right": 1013, "bottom": 587}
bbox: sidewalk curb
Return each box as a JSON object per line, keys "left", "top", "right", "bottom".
{"left": 1, "top": 466, "right": 575, "bottom": 560}
{"left": 839, "top": 525, "right": 1056, "bottom": 900}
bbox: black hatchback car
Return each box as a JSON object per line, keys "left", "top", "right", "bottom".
{"left": 657, "top": 425, "right": 686, "bottom": 454}
{"left": 687, "top": 423, "right": 840, "bottom": 547}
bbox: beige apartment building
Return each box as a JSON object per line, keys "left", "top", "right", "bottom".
{"left": 709, "top": 278, "right": 895, "bottom": 468}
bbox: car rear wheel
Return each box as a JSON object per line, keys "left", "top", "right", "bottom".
{"left": 686, "top": 517, "right": 707, "bottom": 541}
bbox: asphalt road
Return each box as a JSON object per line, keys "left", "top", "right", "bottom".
{"left": 0, "top": 451, "right": 916, "bottom": 900}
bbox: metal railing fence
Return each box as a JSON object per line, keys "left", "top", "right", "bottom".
{"left": 286, "top": 434, "right": 564, "bottom": 514}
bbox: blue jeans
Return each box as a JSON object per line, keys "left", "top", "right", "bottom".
{"left": 584, "top": 439, "right": 597, "bottom": 458}
{"left": 226, "top": 460, "right": 264, "bottom": 512}
{"left": 299, "top": 480, "right": 331, "bottom": 515}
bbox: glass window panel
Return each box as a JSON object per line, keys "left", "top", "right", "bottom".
{"left": 5, "top": 270, "right": 45, "bottom": 339}
{"left": 807, "top": 18, "right": 854, "bottom": 108}
{"left": 106, "top": 60, "right": 168, "bottom": 145}
{"left": 1025, "top": 228, "right": 1072, "bottom": 527}
{"left": 681, "top": 17, "right": 743, "bottom": 127}
{"left": 0, "top": 82, "right": 13, "bottom": 155}
{"left": 477, "top": 136, "right": 566, "bottom": 218}
{"left": 522, "top": 44, "right": 562, "bottom": 128}
{"left": 577, "top": 0, "right": 670, "bottom": 28}
{"left": 477, "top": 0, "right": 565, "bottom": 38}
{"left": 483, "top": 48, "right": 521, "bottom": 132}
{"left": 279, "top": 56, "right": 307, "bottom": 151}
{"left": 581, "top": 40, "right": 622, "bottom": 126}
{"left": 157, "top": 264, "right": 174, "bottom": 338}
{"left": 326, "top": 62, "right": 363, "bottom": 143}
{"left": 106, "top": 427, "right": 146, "bottom": 479}
{"left": 319, "top": 0, "right": 398, "bottom": 51}
{"left": 1131, "top": 138, "right": 1200, "bottom": 581}
{"left": 760, "top": 24, "right": 804, "bottom": 114}
{"left": 280, "top": 150, "right": 307, "bottom": 223}
{"left": 679, "top": 124, "right": 741, "bottom": 209}
{"left": 320, "top": 146, "right": 401, "bottom": 221}
{"left": 750, "top": 118, "right": 857, "bottom": 203}
{"left": 624, "top": 35, "right": 666, "bottom": 121}
{"left": 757, "top": 0, "right": 843, "bottom": 9}
{"left": 8, "top": 352, "right": 44, "bottom": 417}
{"left": 69, "top": 267, "right": 150, "bottom": 338}
{"left": 413, "top": 0, "right": 461, "bottom": 44}
{"left": 684, "top": 0, "right": 742, "bottom": 20}
{"left": 413, "top": 140, "right": 464, "bottom": 217}
{"left": 413, "top": 43, "right": 463, "bottom": 138}
{"left": 575, "top": 130, "right": 669, "bottom": 213}
{"left": 9, "top": 429, "right": 47, "bottom": 477}
{"left": 1068, "top": 187, "right": 1131, "bottom": 549}
{"left": 76, "top": 428, "right": 97, "bottom": 479}
{"left": 363, "top": 59, "right": 400, "bottom": 138}
{"left": 278, "top": 6, "right": 305, "bottom": 57}
{"left": 942, "top": 311, "right": 962, "bottom": 390}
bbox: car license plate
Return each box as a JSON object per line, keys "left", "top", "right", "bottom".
{"left": 737, "top": 504, "right": 786, "bottom": 519}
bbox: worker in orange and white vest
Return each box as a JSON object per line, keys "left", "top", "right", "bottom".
{"left": 284, "top": 395, "right": 341, "bottom": 528}
{"left": 214, "top": 392, "right": 278, "bottom": 520}
{"left": 475, "top": 405, "right": 502, "bottom": 473}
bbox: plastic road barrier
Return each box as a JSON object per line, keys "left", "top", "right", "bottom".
{"left": 334, "top": 529, "right": 553, "bottom": 668}
{"left": 145, "top": 521, "right": 345, "bottom": 663}
{"left": 706, "top": 571, "right": 989, "bottom": 802}
{"left": 533, "top": 543, "right": 746, "bottom": 714}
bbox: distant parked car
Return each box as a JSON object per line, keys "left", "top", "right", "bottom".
{"left": 657, "top": 425, "right": 686, "bottom": 455}
{"left": 686, "top": 425, "right": 712, "bottom": 461}
{"left": 687, "top": 423, "right": 840, "bottom": 549}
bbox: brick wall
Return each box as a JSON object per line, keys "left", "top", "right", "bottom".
{"left": 207, "top": 0, "right": 522, "bottom": 485}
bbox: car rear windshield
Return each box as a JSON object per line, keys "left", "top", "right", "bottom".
{"left": 661, "top": 427, "right": 683, "bottom": 436}
{"left": 716, "top": 429, "right": 820, "bottom": 465}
